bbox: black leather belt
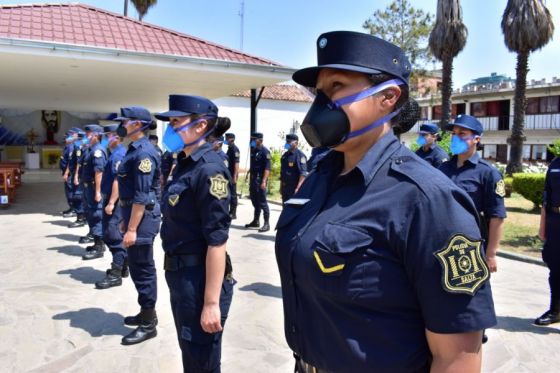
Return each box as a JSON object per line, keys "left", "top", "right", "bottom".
{"left": 164, "top": 253, "right": 204, "bottom": 271}
{"left": 83, "top": 181, "right": 94, "bottom": 187}
{"left": 119, "top": 199, "right": 133, "bottom": 207}
{"left": 548, "top": 206, "right": 560, "bottom": 214}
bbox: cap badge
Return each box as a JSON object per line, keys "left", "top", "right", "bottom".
{"left": 319, "top": 38, "right": 328, "bottom": 49}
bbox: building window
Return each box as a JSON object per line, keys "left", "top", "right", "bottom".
{"left": 484, "top": 144, "right": 497, "bottom": 159}
{"left": 471, "top": 102, "right": 487, "bottom": 117}
{"left": 532, "top": 145, "right": 547, "bottom": 160}
{"left": 432, "top": 105, "right": 442, "bottom": 120}
{"left": 522, "top": 145, "right": 531, "bottom": 160}
{"left": 540, "top": 96, "right": 560, "bottom": 113}
{"left": 527, "top": 97, "right": 540, "bottom": 114}
{"left": 421, "top": 106, "right": 430, "bottom": 120}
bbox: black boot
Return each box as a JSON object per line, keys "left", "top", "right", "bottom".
{"left": 82, "top": 237, "right": 105, "bottom": 260}
{"left": 95, "top": 263, "right": 123, "bottom": 289}
{"left": 535, "top": 299, "right": 560, "bottom": 326}
{"left": 68, "top": 214, "right": 87, "bottom": 228}
{"left": 79, "top": 233, "right": 94, "bottom": 244}
{"left": 62, "top": 208, "right": 76, "bottom": 218}
{"left": 122, "top": 308, "right": 158, "bottom": 345}
{"left": 245, "top": 213, "right": 260, "bottom": 228}
{"left": 259, "top": 213, "right": 270, "bottom": 232}
{"left": 230, "top": 206, "right": 237, "bottom": 220}
{"left": 108, "top": 260, "right": 129, "bottom": 278}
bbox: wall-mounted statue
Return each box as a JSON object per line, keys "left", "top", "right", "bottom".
{"left": 42, "top": 110, "right": 60, "bottom": 145}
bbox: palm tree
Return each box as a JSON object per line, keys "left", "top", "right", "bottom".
{"left": 130, "top": 0, "right": 157, "bottom": 21}
{"left": 428, "top": 0, "right": 468, "bottom": 131}
{"left": 502, "top": 0, "right": 554, "bottom": 174}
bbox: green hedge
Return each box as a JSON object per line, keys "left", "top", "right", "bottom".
{"left": 512, "top": 173, "right": 545, "bottom": 209}
{"left": 504, "top": 176, "right": 513, "bottom": 198}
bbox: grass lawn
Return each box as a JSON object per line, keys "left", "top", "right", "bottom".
{"left": 502, "top": 193, "right": 543, "bottom": 258}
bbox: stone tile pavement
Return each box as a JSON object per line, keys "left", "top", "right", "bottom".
{"left": 0, "top": 181, "right": 559, "bottom": 372}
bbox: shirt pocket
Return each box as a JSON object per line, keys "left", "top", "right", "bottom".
{"left": 310, "top": 222, "right": 376, "bottom": 300}
{"left": 163, "top": 182, "right": 189, "bottom": 217}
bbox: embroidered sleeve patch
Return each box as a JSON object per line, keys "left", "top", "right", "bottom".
{"left": 77, "top": 150, "right": 82, "bottom": 157}
{"left": 495, "top": 179, "right": 506, "bottom": 197}
{"left": 172, "top": 152, "right": 178, "bottom": 159}
{"left": 138, "top": 158, "right": 152, "bottom": 173}
{"left": 313, "top": 250, "right": 344, "bottom": 274}
{"left": 168, "top": 194, "right": 180, "bottom": 206}
{"left": 266, "top": 153, "right": 271, "bottom": 160}
{"left": 114, "top": 160, "right": 121, "bottom": 173}
{"left": 435, "top": 234, "right": 489, "bottom": 295}
{"left": 209, "top": 174, "right": 229, "bottom": 200}
{"left": 301, "top": 156, "right": 307, "bottom": 164}
{"left": 94, "top": 149, "right": 102, "bottom": 158}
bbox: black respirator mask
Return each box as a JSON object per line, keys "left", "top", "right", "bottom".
{"left": 116, "top": 120, "right": 156, "bottom": 138}
{"left": 300, "top": 78, "right": 404, "bottom": 148}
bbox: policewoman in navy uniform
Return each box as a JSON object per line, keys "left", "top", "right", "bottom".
{"left": 275, "top": 31, "right": 496, "bottom": 372}
{"left": 115, "top": 106, "right": 161, "bottom": 345}
{"left": 280, "top": 133, "right": 308, "bottom": 203}
{"left": 245, "top": 132, "right": 271, "bottom": 232}
{"left": 535, "top": 156, "right": 560, "bottom": 326}
{"left": 80, "top": 124, "right": 108, "bottom": 260}
{"left": 156, "top": 94, "right": 234, "bottom": 373}
{"left": 415, "top": 122, "right": 448, "bottom": 168}
{"left": 225, "top": 133, "right": 240, "bottom": 219}
{"left": 439, "top": 115, "right": 506, "bottom": 274}
{"left": 95, "top": 124, "right": 129, "bottom": 289}
{"left": 68, "top": 130, "right": 88, "bottom": 228}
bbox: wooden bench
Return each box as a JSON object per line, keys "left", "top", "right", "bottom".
{"left": 0, "top": 168, "right": 16, "bottom": 205}
{"left": 0, "top": 162, "right": 24, "bottom": 187}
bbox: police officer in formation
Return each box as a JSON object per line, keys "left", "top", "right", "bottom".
{"left": 535, "top": 156, "right": 560, "bottom": 326}
{"left": 209, "top": 134, "right": 229, "bottom": 168}
{"left": 61, "top": 129, "right": 76, "bottom": 217}
{"left": 95, "top": 124, "right": 129, "bottom": 289}
{"left": 275, "top": 31, "right": 496, "bottom": 372}
{"left": 68, "top": 130, "right": 88, "bottom": 228}
{"left": 156, "top": 94, "right": 234, "bottom": 372}
{"left": 160, "top": 149, "right": 178, "bottom": 189}
{"left": 80, "top": 124, "right": 108, "bottom": 260}
{"left": 245, "top": 132, "right": 271, "bottom": 232}
{"left": 415, "top": 122, "right": 449, "bottom": 168}
{"left": 115, "top": 106, "right": 162, "bottom": 345}
{"left": 280, "top": 133, "right": 308, "bottom": 203}
{"left": 225, "top": 133, "right": 240, "bottom": 219}
{"left": 439, "top": 115, "right": 506, "bottom": 274}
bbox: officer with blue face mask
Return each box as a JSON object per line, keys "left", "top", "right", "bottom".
{"left": 225, "top": 133, "right": 240, "bottom": 219}
{"left": 245, "top": 132, "right": 271, "bottom": 232}
{"left": 415, "top": 122, "right": 448, "bottom": 167}
{"left": 115, "top": 106, "right": 161, "bottom": 345}
{"left": 209, "top": 134, "right": 229, "bottom": 168}
{"left": 156, "top": 94, "right": 234, "bottom": 372}
{"left": 439, "top": 114, "right": 506, "bottom": 274}
{"left": 80, "top": 124, "right": 108, "bottom": 260}
{"left": 280, "top": 133, "right": 308, "bottom": 203}
{"left": 276, "top": 31, "right": 496, "bottom": 372}
{"left": 68, "top": 130, "right": 88, "bottom": 228}
{"left": 95, "top": 124, "right": 129, "bottom": 289}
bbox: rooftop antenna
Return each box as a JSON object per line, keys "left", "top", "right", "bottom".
{"left": 239, "top": 0, "right": 245, "bottom": 50}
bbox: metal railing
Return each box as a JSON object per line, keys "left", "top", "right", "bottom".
{"left": 409, "top": 113, "right": 560, "bottom": 132}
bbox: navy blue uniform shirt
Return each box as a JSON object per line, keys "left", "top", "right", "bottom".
{"left": 69, "top": 144, "right": 81, "bottom": 175}
{"left": 544, "top": 157, "right": 560, "bottom": 208}
{"left": 250, "top": 146, "right": 271, "bottom": 177}
{"left": 275, "top": 132, "right": 496, "bottom": 372}
{"left": 78, "top": 146, "right": 89, "bottom": 180}
{"left": 161, "top": 151, "right": 177, "bottom": 180}
{"left": 415, "top": 143, "right": 449, "bottom": 168}
{"left": 439, "top": 153, "right": 507, "bottom": 219}
{"left": 280, "top": 148, "right": 308, "bottom": 185}
{"left": 101, "top": 144, "right": 126, "bottom": 196}
{"left": 82, "top": 143, "right": 107, "bottom": 182}
{"left": 161, "top": 143, "right": 231, "bottom": 255}
{"left": 217, "top": 149, "right": 229, "bottom": 169}
{"left": 226, "top": 143, "right": 240, "bottom": 176}
{"left": 60, "top": 143, "right": 73, "bottom": 173}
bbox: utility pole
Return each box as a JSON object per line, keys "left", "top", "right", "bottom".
{"left": 238, "top": 0, "right": 245, "bottom": 50}
{"left": 124, "top": 0, "right": 128, "bottom": 17}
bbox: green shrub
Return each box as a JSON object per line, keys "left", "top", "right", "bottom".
{"left": 548, "top": 138, "right": 560, "bottom": 157}
{"left": 512, "top": 173, "right": 545, "bottom": 210}
{"left": 504, "top": 176, "right": 513, "bottom": 198}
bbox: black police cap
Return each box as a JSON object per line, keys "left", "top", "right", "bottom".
{"left": 225, "top": 133, "right": 235, "bottom": 139}
{"left": 251, "top": 132, "right": 263, "bottom": 139}
{"left": 155, "top": 95, "right": 218, "bottom": 120}
{"left": 103, "top": 124, "right": 119, "bottom": 133}
{"left": 293, "top": 31, "right": 411, "bottom": 87}
{"left": 115, "top": 106, "right": 153, "bottom": 123}
{"left": 84, "top": 124, "right": 104, "bottom": 134}
{"left": 286, "top": 134, "right": 299, "bottom": 141}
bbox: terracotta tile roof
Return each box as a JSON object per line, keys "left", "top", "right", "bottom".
{"left": 0, "top": 3, "right": 279, "bottom": 66}
{"left": 232, "top": 85, "right": 314, "bottom": 103}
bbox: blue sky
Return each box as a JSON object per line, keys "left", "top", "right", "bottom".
{"left": 1, "top": 0, "right": 558, "bottom": 87}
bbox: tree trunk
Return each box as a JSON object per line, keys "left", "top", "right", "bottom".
{"left": 439, "top": 53, "right": 453, "bottom": 131}
{"left": 506, "top": 50, "right": 529, "bottom": 175}
{"left": 124, "top": 0, "right": 128, "bottom": 16}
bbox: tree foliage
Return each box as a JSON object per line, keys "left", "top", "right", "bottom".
{"left": 130, "top": 0, "right": 157, "bottom": 21}
{"left": 363, "top": 0, "right": 434, "bottom": 71}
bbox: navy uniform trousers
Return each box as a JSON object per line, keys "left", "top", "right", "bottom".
{"left": 249, "top": 174, "right": 269, "bottom": 220}
{"left": 101, "top": 198, "right": 126, "bottom": 267}
{"left": 71, "top": 177, "right": 85, "bottom": 215}
{"left": 543, "top": 211, "right": 560, "bottom": 304}
{"left": 166, "top": 264, "right": 234, "bottom": 373}
{"left": 84, "top": 184, "right": 103, "bottom": 237}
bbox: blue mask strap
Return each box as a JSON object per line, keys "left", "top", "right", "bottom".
{"left": 332, "top": 79, "right": 404, "bottom": 108}
{"left": 174, "top": 116, "right": 217, "bottom": 148}
{"left": 344, "top": 108, "right": 402, "bottom": 140}
{"left": 127, "top": 121, "right": 152, "bottom": 137}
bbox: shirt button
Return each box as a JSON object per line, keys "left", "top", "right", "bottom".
{"left": 291, "top": 325, "right": 296, "bottom": 333}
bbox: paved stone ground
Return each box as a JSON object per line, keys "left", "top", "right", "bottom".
{"left": 1, "top": 181, "right": 559, "bottom": 372}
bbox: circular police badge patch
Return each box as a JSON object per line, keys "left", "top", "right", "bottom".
{"left": 138, "top": 158, "right": 152, "bottom": 173}
{"left": 209, "top": 174, "right": 229, "bottom": 200}
{"left": 495, "top": 179, "right": 506, "bottom": 197}
{"left": 77, "top": 150, "right": 82, "bottom": 157}
{"left": 435, "top": 234, "right": 489, "bottom": 295}
{"left": 94, "top": 149, "right": 102, "bottom": 158}
{"left": 319, "top": 37, "right": 328, "bottom": 48}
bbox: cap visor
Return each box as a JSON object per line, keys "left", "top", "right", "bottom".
{"left": 154, "top": 110, "right": 191, "bottom": 120}
{"left": 113, "top": 116, "right": 130, "bottom": 121}
{"left": 293, "top": 64, "right": 383, "bottom": 87}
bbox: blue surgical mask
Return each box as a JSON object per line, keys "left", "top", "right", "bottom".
{"left": 100, "top": 135, "right": 109, "bottom": 149}
{"left": 416, "top": 135, "right": 427, "bottom": 147}
{"left": 81, "top": 137, "right": 90, "bottom": 146}
{"left": 284, "top": 143, "right": 291, "bottom": 150}
{"left": 250, "top": 140, "right": 256, "bottom": 148}
{"left": 66, "top": 136, "right": 74, "bottom": 142}
{"left": 450, "top": 135, "right": 476, "bottom": 155}
{"left": 163, "top": 123, "right": 186, "bottom": 153}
